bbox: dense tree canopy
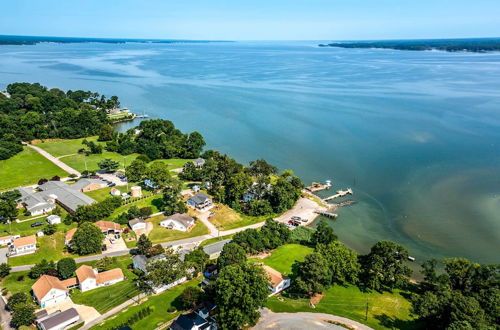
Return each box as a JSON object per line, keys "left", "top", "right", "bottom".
{"left": 57, "top": 258, "right": 77, "bottom": 279}
{"left": 0, "top": 190, "right": 20, "bottom": 223}
{"left": 294, "top": 253, "right": 331, "bottom": 296}
{"left": 315, "top": 241, "right": 360, "bottom": 285}
{"left": 72, "top": 222, "right": 104, "bottom": 255}
{"left": 217, "top": 243, "right": 247, "bottom": 269}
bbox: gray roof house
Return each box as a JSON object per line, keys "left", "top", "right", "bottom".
{"left": 20, "top": 181, "right": 96, "bottom": 215}
{"left": 37, "top": 308, "right": 81, "bottom": 330}
{"left": 70, "top": 178, "right": 108, "bottom": 192}
{"left": 187, "top": 193, "right": 212, "bottom": 211}
{"left": 203, "top": 239, "right": 232, "bottom": 259}
{"left": 160, "top": 213, "right": 195, "bottom": 231}
{"left": 193, "top": 158, "right": 205, "bottom": 168}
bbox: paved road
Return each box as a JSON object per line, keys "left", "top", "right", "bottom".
{"left": 0, "top": 296, "right": 14, "bottom": 330}
{"left": 253, "top": 308, "right": 373, "bottom": 330}
{"left": 0, "top": 248, "right": 8, "bottom": 264}
{"left": 26, "top": 143, "right": 81, "bottom": 176}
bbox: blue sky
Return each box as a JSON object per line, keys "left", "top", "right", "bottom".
{"left": 1, "top": 0, "right": 499, "bottom": 40}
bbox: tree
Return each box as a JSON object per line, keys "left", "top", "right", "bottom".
{"left": 136, "top": 234, "right": 152, "bottom": 256}
{"left": 224, "top": 171, "right": 252, "bottom": 204}
{"left": 294, "top": 253, "right": 331, "bottom": 296}
{"left": 215, "top": 263, "right": 269, "bottom": 329}
{"left": 444, "top": 258, "right": 478, "bottom": 293}
{"left": 125, "top": 159, "right": 147, "bottom": 182}
{"left": 0, "top": 263, "right": 11, "bottom": 278}
{"left": 97, "top": 158, "right": 120, "bottom": 173}
{"left": 57, "top": 258, "right": 76, "bottom": 279}
{"left": 29, "top": 259, "right": 57, "bottom": 279}
{"left": 248, "top": 158, "right": 278, "bottom": 177}
{"left": 177, "top": 286, "right": 204, "bottom": 310}
{"left": 184, "top": 131, "right": 206, "bottom": 158}
{"left": 7, "top": 292, "right": 27, "bottom": 311}
{"left": 11, "top": 303, "right": 36, "bottom": 328}
{"left": 0, "top": 190, "right": 20, "bottom": 223}
{"left": 145, "top": 162, "right": 172, "bottom": 188}
{"left": 95, "top": 256, "right": 114, "bottom": 271}
{"left": 311, "top": 220, "right": 337, "bottom": 245}
{"left": 247, "top": 199, "right": 273, "bottom": 216}
{"left": 72, "top": 222, "right": 104, "bottom": 255}
{"left": 98, "top": 124, "right": 114, "bottom": 141}
{"left": 315, "top": 241, "right": 360, "bottom": 285}
{"left": 148, "top": 244, "right": 165, "bottom": 257}
{"left": 361, "top": 241, "right": 411, "bottom": 291}
{"left": 184, "top": 248, "right": 209, "bottom": 273}
{"left": 145, "top": 248, "right": 186, "bottom": 288}
{"left": 43, "top": 223, "right": 57, "bottom": 235}
{"left": 217, "top": 243, "right": 247, "bottom": 269}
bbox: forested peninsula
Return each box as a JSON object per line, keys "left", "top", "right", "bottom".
{"left": 319, "top": 38, "right": 500, "bottom": 52}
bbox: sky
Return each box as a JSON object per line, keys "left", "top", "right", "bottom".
{"left": 1, "top": 0, "right": 499, "bottom": 40}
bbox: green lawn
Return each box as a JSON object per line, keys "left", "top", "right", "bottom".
{"left": 84, "top": 187, "right": 114, "bottom": 202}
{"left": 91, "top": 279, "right": 201, "bottom": 330}
{"left": 260, "top": 244, "right": 313, "bottom": 275}
{"left": 0, "top": 217, "right": 75, "bottom": 238}
{"left": 148, "top": 215, "right": 210, "bottom": 244}
{"left": 109, "top": 194, "right": 163, "bottom": 219}
{"left": 266, "top": 285, "right": 418, "bottom": 330}
{"left": 0, "top": 147, "right": 67, "bottom": 191}
{"left": 7, "top": 232, "right": 72, "bottom": 266}
{"left": 0, "top": 270, "right": 34, "bottom": 295}
{"left": 209, "top": 204, "right": 271, "bottom": 231}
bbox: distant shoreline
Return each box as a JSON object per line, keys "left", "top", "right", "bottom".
{"left": 318, "top": 37, "right": 500, "bottom": 53}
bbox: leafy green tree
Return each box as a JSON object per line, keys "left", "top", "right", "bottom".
{"left": 184, "top": 131, "right": 206, "bottom": 158}
{"left": 224, "top": 171, "right": 252, "bottom": 204}
{"left": 57, "top": 258, "right": 76, "bottom": 279}
{"left": 97, "top": 158, "right": 120, "bottom": 172}
{"left": 0, "top": 190, "right": 20, "bottom": 223}
{"left": 125, "top": 159, "right": 147, "bottom": 182}
{"left": 43, "top": 223, "right": 57, "bottom": 235}
{"left": 259, "top": 219, "right": 290, "bottom": 249}
{"left": 177, "top": 286, "right": 204, "bottom": 310}
{"left": 29, "top": 259, "right": 57, "bottom": 279}
{"left": 72, "top": 222, "right": 104, "bottom": 255}
{"left": 11, "top": 303, "right": 36, "bottom": 328}
{"left": 316, "top": 241, "right": 360, "bottom": 285}
{"left": 444, "top": 258, "right": 478, "bottom": 293}
{"left": 7, "top": 292, "right": 27, "bottom": 311}
{"left": 98, "top": 124, "right": 114, "bottom": 141}
{"left": 95, "top": 256, "right": 114, "bottom": 271}
{"left": 217, "top": 243, "right": 247, "bottom": 269}
{"left": 145, "top": 248, "right": 186, "bottom": 288}
{"left": 145, "top": 161, "right": 172, "bottom": 188}
{"left": 215, "top": 263, "right": 269, "bottom": 330}
{"left": 0, "top": 263, "right": 11, "bottom": 278}
{"left": 232, "top": 228, "right": 264, "bottom": 254}
{"left": 136, "top": 234, "right": 152, "bottom": 256}
{"left": 361, "top": 241, "right": 411, "bottom": 291}
{"left": 311, "top": 220, "right": 337, "bottom": 245}
{"left": 248, "top": 158, "right": 278, "bottom": 176}
{"left": 294, "top": 253, "right": 331, "bottom": 296}
{"left": 180, "top": 161, "right": 202, "bottom": 181}
{"left": 246, "top": 199, "right": 273, "bottom": 216}
{"left": 184, "top": 248, "right": 209, "bottom": 274}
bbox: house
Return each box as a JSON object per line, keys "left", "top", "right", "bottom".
{"left": 170, "top": 312, "right": 213, "bottom": 330}
{"left": 64, "top": 228, "right": 77, "bottom": 246}
{"left": 32, "top": 275, "right": 70, "bottom": 308}
{"left": 19, "top": 181, "right": 96, "bottom": 215}
{"left": 193, "top": 158, "right": 205, "bottom": 169}
{"left": 192, "top": 185, "right": 201, "bottom": 193}
{"left": 187, "top": 193, "right": 213, "bottom": 211}
{"left": 160, "top": 213, "right": 195, "bottom": 232}
{"left": 262, "top": 265, "right": 290, "bottom": 296}
{"left": 132, "top": 254, "right": 188, "bottom": 294}
{"left": 46, "top": 215, "right": 61, "bottom": 225}
{"left": 202, "top": 239, "right": 231, "bottom": 259}
{"left": 70, "top": 178, "right": 108, "bottom": 192}
{"left": 9, "top": 235, "right": 37, "bottom": 256}
{"left": 0, "top": 235, "right": 12, "bottom": 246}
{"left": 197, "top": 301, "right": 217, "bottom": 320}
{"left": 75, "top": 265, "right": 124, "bottom": 292}
{"left": 94, "top": 220, "right": 121, "bottom": 235}
{"left": 37, "top": 308, "right": 81, "bottom": 330}
{"left": 129, "top": 218, "right": 146, "bottom": 231}
{"left": 110, "top": 188, "right": 121, "bottom": 196}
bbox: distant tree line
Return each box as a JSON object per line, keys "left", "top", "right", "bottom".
{"left": 0, "top": 82, "right": 119, "bottom": 159}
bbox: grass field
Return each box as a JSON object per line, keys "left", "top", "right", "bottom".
{"left": 148, "top": 215, "right": 210, "bottom": 244}
{"left": 84, "top": 186, "right": 114, "bottom": 202}
{"left": 91, "top": 279, "right": 201, "bottom": 330}
{"left": 0, "top": 270, "right": 34, "bottom": 295}
{"left": 260, "top": 244, "right": 313, "bottom": 275}
{"left": 0, "top": 147, "right": 67, "bottom": 191}
{"left": 266, "top": 285, "right": 418, "bottom": 330}
{"left": 209, "top": 204, "right": 270, "bottom": 231}
{"left": 0, "top": 216, "right": 75, "bottom": 239}
{"left": 7, "top": 232, "right": 72, "bottom": 266}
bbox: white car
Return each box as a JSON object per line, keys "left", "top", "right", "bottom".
{"left": 109, "top": 238, "right": 116, "bottom": 244}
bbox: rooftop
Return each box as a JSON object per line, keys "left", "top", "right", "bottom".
{"left": 164, "top": 213, "right": 195, "bottom": 227}
{"left": 12, "top": 235, "right": 36, "bottom": 248}
{"left": 38, "top": 308, "right": 80, "bottom": 330}
{"left": 189, "top": 193, "right": 211, "bottom": 205}
{"left": 32, "top": 275, "right": 67, "bottom": 300}
{"left": 202, "top": 239, "right": 231, "bottom": 256}
{"left": 262, "top": 265, "right": 289, "bottom": 287}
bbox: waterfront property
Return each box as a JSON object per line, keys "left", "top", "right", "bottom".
{"left": 8, "top": 235, "right": 37, "bottom": 256}
{"left": 187, "top": 193, "right": 213, "bottom": 211}
{"left": 159, "top": 213, "right": 195, "bottom": 232}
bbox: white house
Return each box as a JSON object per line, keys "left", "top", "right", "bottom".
{"left": 263, "top": 265, "right": 291, "bottom": 296}
{"left": 76, "top": 265, "right": 124, "bottom": 292}
{"left": 9, "top": 235, "right": 37, "bottom": 256}
{"left": 160, "top": 213, "right": 195, "bottom": 232}
{"left": 32, "top": 275, "right": 70, "bottom": 308}
{"left": 193, "top": 158, "right": 205, "bottom": 169}
{"left": 129, "top": 218, "right": 146, "bottom": 232}
{"left": 0, "top": 235, "right": 12, "bottom": 246}
{"left": 46, "top": 214, "right": 61, "bottom": 225}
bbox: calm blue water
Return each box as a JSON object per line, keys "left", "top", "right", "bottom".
{"left": 1, "top": 41, "right": 499, "bottom": 265}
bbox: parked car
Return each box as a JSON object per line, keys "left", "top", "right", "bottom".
{"left": 291, "top": 216, "right": 301, "bottom": 221}
{"left": 109, "top": 183, "right": 116, "bottom": 187}
{"left": 31, "top": 222, "right": 43, "bottom": 227}
{"left": 301, "top": 218, "right": 308, "bottom": 222}
{"left": 115, "top": 234, "right": 121, "bottom": 239}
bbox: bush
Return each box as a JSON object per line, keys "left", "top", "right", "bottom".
{"left": 289, "top": 226, "right": 315, "bottom": 244}
{"left": 0, "top": 263, "right": 11, "bottom": 278}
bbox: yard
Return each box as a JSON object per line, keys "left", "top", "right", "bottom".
{"left": 0, "top": 147, "right": 67, "bottom": 191}
{"left": 91, "top": 279, "right": 201, "bottom": 330}
{"left": 7, "top": 232, "right": 71, "bottom": 266}
{"left": 209, "top": 204, "right": 271, "bottom": 231}
{"left": 259, "top": 244, "right": 313, "bottom": 275}
{"left": 147, "top": 215, "right": 210, "bottom": 244}
{"left": 84, "top": 186, "right": 114, "bottom": 202}
{"left": 0, "top": 216, "right": 75, "bottom": 238}
{"left": 266, "top": 285, "right": 418, "bottom": 330}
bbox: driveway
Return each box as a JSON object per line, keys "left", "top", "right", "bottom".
{"left": 253, "top": 308, "right": 373, "bottom": 330}
{"left": 104, "top": 235, "right": 127, "bottom": 253}
{"left": 27, "top": 144, "right": 81, "bottom": 176}
{"left": 275, "top": 197, "right": 326, "bottom": 226}
{"left": 0, "top": 248, "right": 8, "bottom": 264}
{"left": 43, "top": 298, "right": 100, "bottom": 325}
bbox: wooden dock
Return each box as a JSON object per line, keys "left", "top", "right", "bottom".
{"left": 323, "top": 188, "right": 353, "bottom": 201}
{"left": 305, "top": 181, "right": 331, "bottom": 192}
{"left": 314, "top": 211, "right": 338, "bottom": 219}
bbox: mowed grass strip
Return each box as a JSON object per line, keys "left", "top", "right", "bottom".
{"left": 0, "top": 147, "right": 67, "bottom": 190}
{"left": 148, "top": 215, "right": 210, "bottom": 244}
{"left": 261, "top": 244, "right": 313, "bottom": 275}
{"left": 209, "top": 204, "right": 271, "bottom": 231}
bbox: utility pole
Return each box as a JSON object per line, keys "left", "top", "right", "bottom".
{"left": 365, "top": 302, "right": 369, "bottom": 321}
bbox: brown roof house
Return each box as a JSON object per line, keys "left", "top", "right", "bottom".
{"left": 32, "top": 275, "right": 70, "bottom": 308}
{"left": 76, "top": 265, "right": 124, "bottom": 292}
{"left": 8, "top": 235, "right": 36, "bottom": 257}
{"left": 262, "top": 265, "right": 290, "bottom": 296}
{"left": 95, "top": 220, "right": 121, "bottom": 234}
{"left": 65, "top": 228, "right": 78, "bottom": 247}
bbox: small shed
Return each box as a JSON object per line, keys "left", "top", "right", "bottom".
{"left": 46, "top": 214, "right": 61, "bottom": 225}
